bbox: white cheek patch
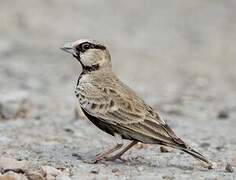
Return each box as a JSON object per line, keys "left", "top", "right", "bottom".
{"left": 80, "top": 49, "right": 97, "bottom": 66}
{"left": 80, "top": 49, "right": 107, "bottom": 67}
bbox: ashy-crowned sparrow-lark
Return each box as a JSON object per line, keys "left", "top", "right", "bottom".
{"left": 61, "top": 39, "right": 212, "bottom": 167}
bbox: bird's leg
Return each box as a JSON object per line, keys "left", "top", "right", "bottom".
{"left": 105, "top": 141, "right": 138, "bottom": 162}
{"left": 84, "top": 144, "right": 123, "bottom": 164}
{"left": 84, "top": 134, "right": 123, "bottom": 164}
{"left": 96, "top": 143, "right": 123, "bottom": 159}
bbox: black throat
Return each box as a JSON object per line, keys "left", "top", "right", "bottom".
{"left": 73, "top": 54, "right": 100, "bottom": 72}
{"left": 76, "top": 64, "right": 100, "bottom": 86}
{"left": 83, "top": 64, "right": 100, "bottom": 72}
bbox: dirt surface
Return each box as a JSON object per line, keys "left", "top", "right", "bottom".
{"left": 0, "top": 0, "right": 236, "bottom": 179}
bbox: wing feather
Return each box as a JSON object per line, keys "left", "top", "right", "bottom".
{"left": 78, "top": 82, "right": 184, "bottom": 146}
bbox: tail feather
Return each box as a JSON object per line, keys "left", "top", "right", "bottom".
{"left": 163, "top": 141, "right": 212, "bottom": 166}
{"left": 159, "top": 124, "right": 212, "bottom": 167}
{"left": 181, "top": 146, "right": 212, "bottom": 166}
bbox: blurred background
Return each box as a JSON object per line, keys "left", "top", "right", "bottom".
{"left": 0, "top": 0, "right": 235, "bottom": 179}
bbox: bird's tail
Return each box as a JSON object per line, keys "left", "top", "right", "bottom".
{"left": 164, "top": 140, "right": 212, "bottom": 167}
{"left": 160, "top": 123, "right": 212, "bottom": 167}
{"left": 180, "top": 146, "right": 212, "bottom": 166}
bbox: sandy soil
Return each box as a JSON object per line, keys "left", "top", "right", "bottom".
{"left": 0, "top": 0, "right": 236, "bottom": 179}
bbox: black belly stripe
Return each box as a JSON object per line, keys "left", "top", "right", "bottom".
{"left": 81, "top": 107, "right": 115, "bottom": 136}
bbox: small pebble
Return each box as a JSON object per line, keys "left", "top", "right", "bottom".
{"left": 208, "top": 162, "right": 217, "bottom": 170}
{"left": 64, "top": 128, "right": 74, "bottom": 133}
{"left": 200, "top": 142, "right": 210, "bottom": 148}
{"left": 90, "top": 167, "right": 99, "bottom": 174}
{"left": 225, "top": 163, "right": 234, "bottom": 173}
{"left": 216, "top": 145, "right": 225, "bottom": 151}
{"left": 160, "top": 146, "right": 171, "bottom": 153}
{"left": 111, "top": 168, "right": 119, "bottom": 173}
{"left": 135, "top": 142, "right": 149, "bottom": 149}
{"left": 71, "top": 153, "right": 82, "bottom": 160}
{"left": 111, "top": 168, "right": 123, "bottom": 176}
{"left": 35, "top": 115, "right": 41, "bottom": 120}
{"left": 162, "top": 175, "right": 174, "bottom": 180}
{"left": 217, "top": 110, "right": 229, "bottom": 119}
{"left": 114, "top": 171, "right": 123, "bottom": 176}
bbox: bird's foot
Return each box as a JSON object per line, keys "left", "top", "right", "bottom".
{"left": 83, "top": 156, "right": 105, "bottom": 164}
{"left": 105, "top": 155, "right": 128, "bottom": 163}
{"left": 83, "top": 159, "right": 98, "bottom": 164}
{"left": 83, "top": 152, "right": 111, "bottom": 164}
{"left": 83, "top": 155, "right": 127, "bottom": 164}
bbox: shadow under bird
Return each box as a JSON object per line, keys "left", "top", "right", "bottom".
{"left": 60, "top": 39, "right": 212, "bottom": 167}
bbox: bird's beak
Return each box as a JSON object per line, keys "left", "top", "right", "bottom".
{"left": 60, "top": 43, "right": 75, "bottom": 55}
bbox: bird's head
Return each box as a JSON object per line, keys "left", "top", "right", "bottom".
{"left": 60, "top": 39, "right": 111, "bottom": 70}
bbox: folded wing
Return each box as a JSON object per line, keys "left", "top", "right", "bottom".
{"left": 78, "top": 82, "right": 187, "bottom": 147}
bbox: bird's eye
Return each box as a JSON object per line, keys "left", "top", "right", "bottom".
{"left": 81, "top": 43, "right": 90, "bottom": 51}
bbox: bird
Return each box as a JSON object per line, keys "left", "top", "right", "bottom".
{"left": 60, "top": 39, "right": 212, "bottom": 167}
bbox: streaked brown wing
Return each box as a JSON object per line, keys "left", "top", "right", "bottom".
{"left": 78, "top": 83, "right": 185, "bottom": 146}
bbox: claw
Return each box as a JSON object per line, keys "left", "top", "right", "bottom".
{"left": 105, "top": 155, "right": 127, "bottom": 163}
{"left": 83, "top": 157, "right": 104, "bottom": 164}
{"left": 83, "top": 159, "right": 98, "bottom": 164}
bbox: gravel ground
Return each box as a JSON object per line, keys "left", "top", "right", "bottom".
{"left": 0, "top": 0, "right": 236, "bottom": 179}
